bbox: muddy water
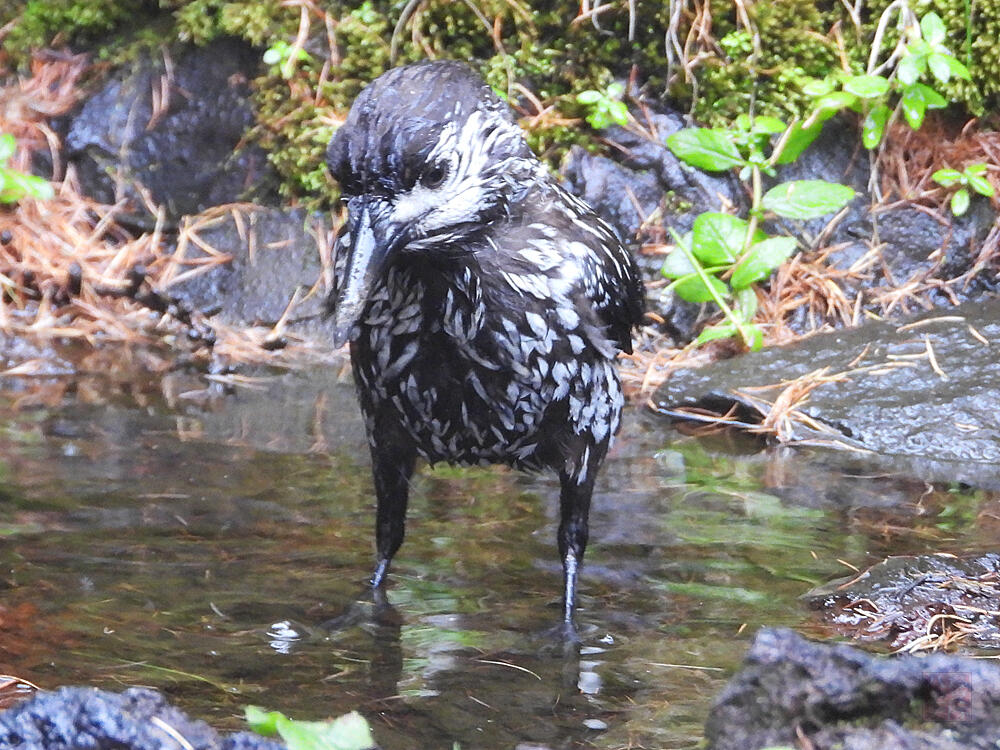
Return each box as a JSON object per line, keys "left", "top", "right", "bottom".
{"left": 1, "top": 365, "right": 996, "bottom": 749}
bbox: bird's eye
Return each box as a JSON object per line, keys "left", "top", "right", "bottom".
{"left": 421, "top": 163, "right": 449, "bottom": 189}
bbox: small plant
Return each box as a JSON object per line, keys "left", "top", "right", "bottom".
{"left": 246, "top": 706, "right": 375, "bottom": 750}
{"left": 263, "top": 40, "right": 312, "bottom": 79}
{"left": 0, "top": 133, "right": 54, "bottom": 204}
{"left": 663, "top": 117, "right": 854, "bottom": 349}
{"left": 932, "top": 163, "right": 995, "bottom": 216}
{"left": 576, "top": 82, "right": 629, "bottom": 129}
{"left": 801, "top": 12, "right": 970, "bottom": 148}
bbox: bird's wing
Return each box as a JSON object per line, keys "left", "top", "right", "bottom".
{"left": 550, "top": 190, "right": 646, "bottom": 355}
{"left": 497, "top": 187, "right": 645, "bottom": 355}
{"left": 571, "top": 209, "right": 646, "bottom": 355}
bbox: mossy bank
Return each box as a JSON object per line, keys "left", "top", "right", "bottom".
{"left": 2, "top": 0, "right": 995, "bottom": 204}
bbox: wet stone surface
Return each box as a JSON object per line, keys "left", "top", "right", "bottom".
{"left": 63, "top": 38, "right": 277, "bottom": 227}
{"left": 805, "top": 553, "right": 1000, "bottom": 650}
{"left": 167, "top": 206, "right": 336, "bottom": 337}
{"left": 1, "top": 362, "right": 999, "bottom": 748}
{"left": 655, "top": 298, "right": 1000, "bottom": 484}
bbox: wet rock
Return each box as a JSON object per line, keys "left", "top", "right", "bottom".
{"left": 821, "top": 200, "right": 997, "bottom": 306}
{"left": 653, "top": 297, "right": 1000, "bottom": 486}
{"left": 706, "top": 627, "right": 1000, "bottom": 750}
{"left": 64, "top": 38, "right": 277, "bottom": 227}
{"left": 560, "top": 107, "right": 742, "bottom": 242}
{"left": 167, "top": 206, "right": 336, "bottom": 338}
{"left": 805, "top": 553, "right": 1000, "bottom": 650}
{"left": 560, "top": 149, "right": 661, "bottom": 243}
{"left": 0, "top": 686, "right": 285, "bottom": 749}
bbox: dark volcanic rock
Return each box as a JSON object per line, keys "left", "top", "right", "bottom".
{"left": 706, "top": 628, "right": 1000, "bottom": 750}
{"left": 822, "top": 200, "right": 997, "bottom": 306}
{"left": 64, "top": 38, "right": 277, "bottom": 226}
{"left": 167, "top": 206, "right": 335, "bottom": 338}
{"left": 653, "top": 297, "right": 1000, "bottom": 486}
{"left": 0, "top": 686, "right": 285, "bottom": 750}
{"left": 560, "top": 108, "right": 742, "bottom": 243}
{"left": 560, "top": 149, "right": 662, "bottom": 242}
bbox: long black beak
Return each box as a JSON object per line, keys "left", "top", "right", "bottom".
{"left": 331, "top": 198, "right": 404, "bottom": 347}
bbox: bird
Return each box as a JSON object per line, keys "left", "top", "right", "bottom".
{"left": 325, "top": 60, "right": 645, "bottom": 630}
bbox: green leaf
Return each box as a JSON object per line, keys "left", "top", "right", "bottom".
{"left": 23, "top": 174, "right": 54, "bottom": 200}
{"left": 666, "top": 128, "right": 745, "bottom": 171}
{"left": 943, "top": 55, "right": 971, "bottom": 81}
{"left": 951, "top": 187, "right": 970, "bottom": 216}
{"left": 901, "top": 83, "right": 946, "bottom": 130}
{"left": 862, "top": 104, "right": 890, "bottom": 148}
{"left": 900, "top": 87, "right": 926, "bottom": 129}
{"left": 761, "top": 180, "right": 854, "bottom": 220}
{"left": 843, "top": 74, "right": 890, "bottom": 99}
{"left": 775, "top": 121, "right": 823, "bottom": 165}
{"left": 607, "top": 100, "right": 629, "bottom": 126}
{"left": 931, "top": 168, "right": 963, "bottom": 187}
{"left": 606, "top": 81, "right": 625, "bottom": 98}
{"left": 696, "top": 321, "right": 763, "bottom": 349}
{"left": 928, "top": 53, "right": 953, "bottom": 83}
{"left": 750, "top": 115, "right": 786, "bottom": 134}
{"left": 966, "top": 174, "right": 994, "bottom": 197}
{"left": 671, "top": 273, "right": 730, "bottom": 303}
{"left": 691, "top": 212, "right": 750, "bottom": 264}
{"left": 730, "top": 236, "right": 798, "bottom": 289}
{"left": 0, "top": 134, "right": 15, "bottom": 162}
{"left": 965, "top": 163, "right": 988, "bottom": 177}
{"left": 734, "top": 285, "right": 758, "bottom": 320}
{"left": 813, "top": 91, "right": 858, "bottom": 113}
{"left": 897, "top": 53, "right": 926, "bottom": 86}
{"left": 696, "top": 322, "right": 739, "bottom": 345}
{"left": 0, "top": 168, "right": 53, "bottom": 203}
{"left": 802, "top": 77, "right": 835, "bottom": 97}
{"left": 920, "top": 12, "right": 947, "bottom": 46}
{"left": 576, "top": 90, "right": 602, "bottom": 104}
{"left": 661, "top": 242, "right": 697, "bottom": 278}
{"left": 246, "top": 707, "right": 375, "bottom": 750}
{"left": 906, "top": 38, "right": 932, "bottom": 58}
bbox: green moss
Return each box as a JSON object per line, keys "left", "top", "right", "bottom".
{"left": 863, "top": 0, "right": 998, "bottom": 115}
{"left": 686, "top": 0, "right": 844, "bottom": 125}
{"left": 5, "top": 0, "right": 997, "bottom": 206}
{"left": 2, "top": 0, "right": 147, "bottom": 59}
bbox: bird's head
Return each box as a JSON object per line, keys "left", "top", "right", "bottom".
{"left": 325, "top": 60, "right": 535, "bottom": 345}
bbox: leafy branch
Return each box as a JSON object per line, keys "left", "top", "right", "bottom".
{"left": 932, "top": 163, "right": 995, "bottom": 216}
{"left": 664, "top": 119, "right": 854, "bottom": 349}
{"left": 801, "top": 12, "right": 971, "bottom": 148}
{"left": 576, "top": 82, "right": 629, "bottom": 130}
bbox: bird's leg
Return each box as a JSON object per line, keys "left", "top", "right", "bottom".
{"left": 369, "top": 440, "right": 417, "bottom": 587}
{"left": 557, "top": 465, "right": 598, "bottom": 625}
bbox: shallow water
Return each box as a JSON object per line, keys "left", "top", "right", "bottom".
{"left": 1, "top": 364, "right": 997, "bottom": 749}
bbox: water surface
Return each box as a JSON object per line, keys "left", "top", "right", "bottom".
{"left": 1, "top": 364, "right": 995, "bottom": 748}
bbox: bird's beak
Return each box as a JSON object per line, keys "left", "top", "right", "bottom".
{"left": 332, "top": 198, "right": 405, "bottom": 347}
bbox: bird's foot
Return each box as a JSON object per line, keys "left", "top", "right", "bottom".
{"left": 549, "top": 618, "right": 582, "bottom": 644}
{"left": 533, "top": 618, "right": 583, "bottom": 659}
{"left": 318, "top": 583, "right": 399, "bottom": 632}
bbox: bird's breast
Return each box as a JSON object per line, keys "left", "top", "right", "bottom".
{"left": 351, "top": 265, "right": 623, "bottom": 467}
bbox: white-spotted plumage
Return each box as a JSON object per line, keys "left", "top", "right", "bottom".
{"left": 325, "top": 60, "right": 644, "bottom": 628}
